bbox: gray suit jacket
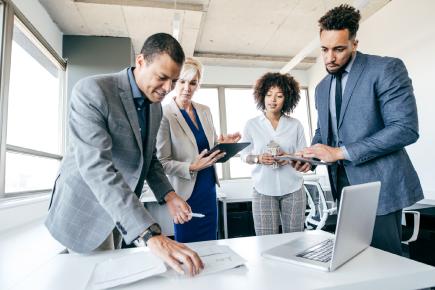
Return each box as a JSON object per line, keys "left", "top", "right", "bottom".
{"left": 45, "top": 69, "right": 173, "bottom": 253}
{"left": 312, "top": 52, "right": 423, "bottom": 215}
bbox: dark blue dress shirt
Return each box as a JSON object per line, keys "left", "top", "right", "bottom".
{"left": 127, "top": 67, "right": 150, "bottom": 195}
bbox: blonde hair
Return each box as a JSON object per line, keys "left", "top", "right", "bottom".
{"left": 179, "top": 57, "right": 203, "bottom": 83}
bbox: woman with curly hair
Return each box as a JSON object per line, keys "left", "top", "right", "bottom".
{"left": 240, "top": 72, "right": 307, "bottom": 235}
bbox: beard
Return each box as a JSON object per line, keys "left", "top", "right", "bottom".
{"left": 325, "top": 53, "right": 353, "bottom": 76}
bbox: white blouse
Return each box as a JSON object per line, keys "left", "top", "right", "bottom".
{"left": 240, "top": 114, "right": 307, "bottom": 196}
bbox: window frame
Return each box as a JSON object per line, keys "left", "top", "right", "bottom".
{"left": 0, "top": 1, "right": 66, "bottom": 200}
{"left": 199, "top": 84, "right": 313, "bottom": 180}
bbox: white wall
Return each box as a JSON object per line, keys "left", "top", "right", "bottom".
{"left": 307, "top": 0, "right": 435, "bottom": 200}
{"left": 203, "top": 65, "right": 308, "bottom": 87}
{"left": 0, "top": 197, "right": 50, "bottom": 232}
{"left": 12, "top": 0, "right": 63, "bottom": 56}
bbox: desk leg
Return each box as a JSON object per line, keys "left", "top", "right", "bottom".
{"left": 223, "top": 200, "right": 228, "bottom": 239}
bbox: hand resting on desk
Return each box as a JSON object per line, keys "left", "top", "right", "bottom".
{"left": 147, "top": 235, "right": 204, "bottom": 277}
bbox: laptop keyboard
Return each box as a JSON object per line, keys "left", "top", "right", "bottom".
{"left": 296, "top": 238, "right": 334, "bottom": 263}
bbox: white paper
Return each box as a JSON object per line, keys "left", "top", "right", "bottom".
{"left": 86, "top": 250, "right": 166, "bottom": 290}
{"left": 163, "top": 245, "right": 246, "bottom": 278}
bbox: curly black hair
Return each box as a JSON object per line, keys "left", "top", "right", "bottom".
{"left": 318, "top": 4, "right": 361, "bottom": 39}
{"left": 253, "top": 72, "right": 300, "bottom": 115}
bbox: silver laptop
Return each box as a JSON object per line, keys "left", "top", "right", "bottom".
{"left": 262, "top": 181, "right": 381, "bottom": 272}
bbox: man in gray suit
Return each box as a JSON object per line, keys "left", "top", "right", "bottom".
{"left": 46, "top": 33, "right": 203, "bottom": 276}
{"left": 294, "top": 5, "right": 423, "bottom": 255}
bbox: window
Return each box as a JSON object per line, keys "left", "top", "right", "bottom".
{"left": 0, "top": 3, "right": 3, "bottom": 56}
{"left": 206, "top": 86, "right": 312, "bottom": 180}
{"left": 193, "top": 88, "right": 220, "bottom": 135}
{"left": 292, "top": 89, "right": 313, "bottom": 144}
{"left": 7, "top": 21, "right": 62, "bottom": 154}
{"left": 0, "top": 14, "right": 65, "bottom": 197}
{"left": 225, "top": 88, "right": 257, "bottom": 134}
{"left": 224, "top": 88, "right": 256, "bottom": 178}
{"left": 193, "top": 88, "right": 222, "bottom": 179}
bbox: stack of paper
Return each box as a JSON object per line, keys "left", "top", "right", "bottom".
{"left": 86, "top": 250, "right": 166, "bottom": 290}
{"left": 86, "top": 245, "right": 246, "bottom": 289}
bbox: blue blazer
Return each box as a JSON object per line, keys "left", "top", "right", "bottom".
{"left": 312, "top": 52, "right": 423, "bottom": 215}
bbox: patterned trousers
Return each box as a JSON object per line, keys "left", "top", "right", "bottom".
{"left": 252, "top": 187, "right": 306, "bottom": 236}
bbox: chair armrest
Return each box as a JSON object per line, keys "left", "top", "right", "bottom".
{"left": 402, "top": 210, "right": 420, "bottom": 244}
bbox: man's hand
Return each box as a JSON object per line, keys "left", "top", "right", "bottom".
{"left": 147, "top": 235, "right": 204, "bottom": 276}
{"left": 165, "top": 191, "right": 191, "bottom": 224}
{"left": 302, "top": 144, "right": 344, "bottom": 162}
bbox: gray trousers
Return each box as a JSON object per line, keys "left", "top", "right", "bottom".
{"left": 252, "top": 187, "right": 306, "bottom": 236}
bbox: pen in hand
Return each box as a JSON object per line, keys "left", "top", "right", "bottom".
{"left": 189, "top": 213, "right": 205, "bottom": 218}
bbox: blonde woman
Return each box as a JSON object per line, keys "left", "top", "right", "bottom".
{"left": 156, "top": 58, "right": 240, "bottom": 242}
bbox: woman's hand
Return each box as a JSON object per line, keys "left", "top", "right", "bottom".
{"left": 258, "top": 153, "right": 275, "bottom": 165}
{"left": 276, "top": 151, "right": 290, "bottom": 166}
{"left": 217, "top": 132, "right": 241, "bottom": 143}
{"left": 189, "top": 149, "right": 226, "bottom": 172}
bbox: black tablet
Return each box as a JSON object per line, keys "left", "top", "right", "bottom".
{"left": 275, "top": 154, "right": 333, "bottom": 166}
{"left": 204, "top": 142, "right": 250, "bottom": 163}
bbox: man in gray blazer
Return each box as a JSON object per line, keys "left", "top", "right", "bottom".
{"left": 294, "top": 5, "right": 423, "bottom": 255}
{"left": 45, "top": 33, "right": 203, "bottom": 276}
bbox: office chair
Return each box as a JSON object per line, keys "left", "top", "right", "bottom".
{"left": 401, "top": 205, "right": 435, "bottom": 266}
{"left": 402, "top": 210, "right": 420, "bottom": 244}
{"left": 304, "top": 181, "right": 337, "bottom": 230}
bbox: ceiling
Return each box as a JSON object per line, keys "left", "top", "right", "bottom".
{"left": 39, "top": 0, "right": 390, "bottom": 69}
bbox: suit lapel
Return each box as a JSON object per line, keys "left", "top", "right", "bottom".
{"left": 169, "top": 99, "right": 197, "bottom": 147}
{"left": 193, "top": 102, "right": 214, "bottom": 148}
{"left": 118, "top": 69, "right": 143, "bottom": 154}
{"left": 146, "top": 102, "right": 160, "bottom": 151}
{"left": 338, "top": 52, "right": 366, "bottom": 128}
{"left": 318, "top": 75, "right": 332, "bottom": 145}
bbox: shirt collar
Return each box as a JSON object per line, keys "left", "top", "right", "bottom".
{"left": 344, "top": 52, "right": 357, "bottom": 74}
{"left": 128, "top": 67, "right": 150, "bottom": 107}
{"left": 259, "top": 113, "right": 288, "bottom": 122}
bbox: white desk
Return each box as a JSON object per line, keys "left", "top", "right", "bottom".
{"left": 0, "top": 218, "right": 65, "bottom": 290}
{"left": 9, "top": 231, "right": 435, "bottom": 290}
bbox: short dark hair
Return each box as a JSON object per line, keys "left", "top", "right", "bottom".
{"left": 140, "top": 33, "right": 185, "bottom": 65}
{"left": 253, "top": 72, "right": 300, "bottom": 115}
{"left": 318, "top": 4, "right": 361, "bottom": 39}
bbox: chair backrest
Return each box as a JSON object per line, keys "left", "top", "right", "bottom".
{"left": 304, "top": 180, "right": 336, "bottom": 230}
